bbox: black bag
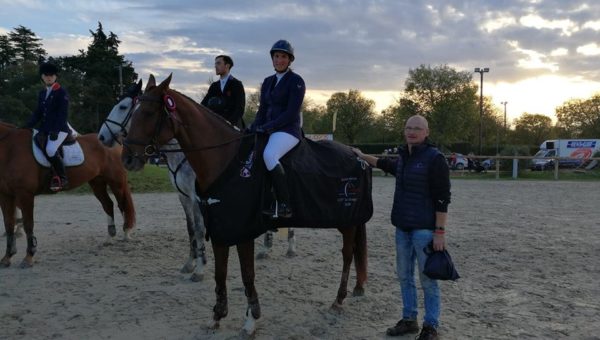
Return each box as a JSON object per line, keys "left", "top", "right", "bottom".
{"left": 423, "top": 242, "right": 460, "bottom": 281}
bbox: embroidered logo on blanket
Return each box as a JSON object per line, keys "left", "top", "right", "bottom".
{"left": 240, "top": 150, "right": 255, "bottom": 178}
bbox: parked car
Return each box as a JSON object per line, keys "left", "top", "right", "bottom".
{"left": 448, "top": 153, "right": 468, "bottom": 170}
{"left": 482, "top": 158, "right": 500, "bottom": 170}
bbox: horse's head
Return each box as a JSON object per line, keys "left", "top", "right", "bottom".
{"left": 98, "top": 80, "right": 143, "bottom": 147}
{"left": 122, "top": 74, "right": 177, "bottom": 171}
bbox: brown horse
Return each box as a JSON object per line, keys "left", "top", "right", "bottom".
{"left": 0, "top": 122, "right": 136, "bottom": 268}
{"left": 122, "top": 74, "right": 367, "bottom": 336}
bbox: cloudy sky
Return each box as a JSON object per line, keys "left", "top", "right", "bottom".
{"left": 2, "top": 0, "right": 600, "bottom": 123}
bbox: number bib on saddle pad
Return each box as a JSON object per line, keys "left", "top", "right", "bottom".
{"left": 198, "top": 135, "right": 373, "bottom": 246}
{"left": 31, "top": 129, "right": 85, "bottom": 167}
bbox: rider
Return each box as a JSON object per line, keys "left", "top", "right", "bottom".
{"left": 201, "top": 55, "right": 246, "bottom": 128}
{"left": 24, "top": 62, "right": 71, "bottom": 191}
{"left": 250, "top": 39, "right": 305, "bottom": 218}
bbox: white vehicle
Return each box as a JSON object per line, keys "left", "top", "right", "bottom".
{"left": 531, "top": 139, "right": 600, "bottom": 170}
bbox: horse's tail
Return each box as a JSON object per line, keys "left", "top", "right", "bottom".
{"left": 353, "top": 223, "right": 368, "bottom": 284}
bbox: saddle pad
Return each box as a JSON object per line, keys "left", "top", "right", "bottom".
{"left": 32, "top": 130, "right": 85, "bottom": 167}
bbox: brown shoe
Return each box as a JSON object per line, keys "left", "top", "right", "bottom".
{"left": 416, "top": 325, "right": 439, "bottom": 340}
{"left": 386, "top": 319, "right": 419, "bottom": 336}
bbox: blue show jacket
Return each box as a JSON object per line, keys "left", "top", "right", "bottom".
{"left": 26, "top": 83, "right": 70, "bottom": 134}
{"left": 252, "top": 70, "right": 305, "bottom": 139}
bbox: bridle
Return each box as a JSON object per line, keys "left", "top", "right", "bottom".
{"left": 122, "top": 93, "right": 169, "bottom": 161}
{"left": 100, "top": 96, "right": 138, "bottom": 145}
{"left": 123, "top": 92, "right": 254, "bottom": 161}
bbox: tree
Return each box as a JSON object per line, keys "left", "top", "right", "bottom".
{"left": 513, "top": 113, "right": 553, "bottom": 146}
{"left": 299, "top": 97, "right": 329, "bottom": 134}
{"left": 326, "top": 90, "right": 375, "bottom": 143}
{"left": 0, "top": 34, "right": 16, "bottom": 72}
{"left": 399, "top": 64, "right": 479, "bottom": 148}
{"left": 555, "top": 94, "right": 600, "bottom": 138}
{"left": 8, "top": 25, "right": 46, "bottom": 63}
{"left": 61, "top": 22, "right": 137, "bottom": 132}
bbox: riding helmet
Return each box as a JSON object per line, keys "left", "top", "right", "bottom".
{"left": 270, "top": 40, "right": 295, "bottom": 62}
{"left": 39, "top": 62, "right": 59, "bottom": 76}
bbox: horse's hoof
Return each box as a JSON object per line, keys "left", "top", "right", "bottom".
{"left": 190, "top": 272, "right": 204, "bottom": 282}
{"left": 108, "top": 224, "right": 117, "bottom": 237}
{"left": 207, "top": 320, "right": 220, "bottom": 330}
{"left": 0, "top": 257, "right": 11, "bottom": 268}
{"left": 285, "top": 250, "right": 297, "bottom": 258}
{"left": 180, "top": 263, "right": 194, "bottom": 274}
{"left": 241, "top": 307, "right": 257, "bottom": 338}
{"left": 19, "top": 259, "right": 33, "bottom": 269}
{"left": 123, "top": 228, "right": 134, "bottom": 241}
{"left": 352, "top": 286, "right": 365, "bottom": 297}
{"left": 330, "top": 302, "right": 343, "bottom": 313}
{"left": 256, "top": 251, "right": 270, "bottom": 260}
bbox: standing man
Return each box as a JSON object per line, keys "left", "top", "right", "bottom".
{"left": 201, "top": 55, "right": 246, "bottom": 128}
{"left": 24, "top": 62, "right": 71, "bottom": 191}
{"left": 353, "top": 115, "right": 451, "bottom": 340}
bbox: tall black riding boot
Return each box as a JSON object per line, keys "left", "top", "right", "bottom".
{"left": 48, "top": 154, "right": 68, "bottom": 191}
{"left": 264, "top": 164, "right": 292, "bottom": 218}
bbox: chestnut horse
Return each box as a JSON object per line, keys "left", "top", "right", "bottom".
{"left": 0, "top": 122, "right": 136, "bottom": 268}
{"left": 122, "top": 74, "right": 367, "bottom": 336}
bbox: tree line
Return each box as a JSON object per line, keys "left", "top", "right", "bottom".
{"left": 2, "top": 24, "right": 599, "bottom": 154}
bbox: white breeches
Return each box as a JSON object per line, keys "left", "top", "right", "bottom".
{"left": 46, "top": 131, "right": 68, "bottom": 157}
{"left": 263, "top": 132, "right": 299, "bottom": 171}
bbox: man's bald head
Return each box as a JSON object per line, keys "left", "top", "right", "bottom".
{"left": 404, "top": 115, "right": 430, "bottom": 147}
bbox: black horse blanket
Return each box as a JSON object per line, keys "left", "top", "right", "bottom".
{"left": 199, "top": 135, "right": 373, "bottom": 246}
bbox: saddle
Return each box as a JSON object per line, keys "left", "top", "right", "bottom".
{"left": 198, "top": 135, "right": 373, "bottom": 246}
{"left": 32, "top": 130, "right": 85, "bottom": 167}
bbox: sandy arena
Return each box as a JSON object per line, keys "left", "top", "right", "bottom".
{"left": 1, "top": 177, "right": 599, "bottom": 339}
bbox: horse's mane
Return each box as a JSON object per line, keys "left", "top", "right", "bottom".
{"left": 170, "top": 89, "right": 240, "bottom": 132}
{"left": 0, "top": 121, "right": 17, "bottom": 129}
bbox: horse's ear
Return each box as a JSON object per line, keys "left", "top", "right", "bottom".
{"left": 136, "top": 79, "right": 143, "bottom": 93}
{"left": 158, "top": 73, "right": 173, "bottom": 89}
{"left": 146, "top": 74, "right": 156, "bottom": 90}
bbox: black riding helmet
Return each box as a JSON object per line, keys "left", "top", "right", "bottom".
{"left": 270, "top": 39, "right": 294, "bottom": 62}
{"left": 39, "top": 62, "right": 59, "bottom": 76}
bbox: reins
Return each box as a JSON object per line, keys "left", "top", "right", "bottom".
{"left": 124, "top": 93, "right": 255, "bottom": 157}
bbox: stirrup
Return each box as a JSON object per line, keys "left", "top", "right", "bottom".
{"left": 50, "top": 176, "right": 66, "bottom": 192}
{"left": 262, "top": 201, "right": 292, "bottom": 219}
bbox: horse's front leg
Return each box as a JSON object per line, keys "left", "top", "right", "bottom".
{"left": 332, "top": 227, "right": 356, "bottom": 311}
{"left": 16, "top": 195, "right": 36, "bottom": 268}
{"left": 256, "top": 230, "right": 273, "bottom": 259}
{"left": 208, "top": 242, "right": 229, "bottom": 330}
{"left": 180, "top": 196, "right": 198, "bottom": 275}
{"left": 191, "top": 199, "right": 207, "bottom": 282}
{"left": 237, "top": 240, "right": 260, "bottom": 336}
{"left": 0, "top": 196, "right": 18, "bottom": 267}
{"left": 286, "top": 227, "right": 296, "bottom": 257}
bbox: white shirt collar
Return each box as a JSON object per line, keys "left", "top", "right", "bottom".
{"left": 219, "top": 73, "right": 231, "bottom": 91}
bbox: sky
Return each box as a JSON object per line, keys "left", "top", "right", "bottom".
{"left": 2, "top": 0, "right": 600, "bottom": 125}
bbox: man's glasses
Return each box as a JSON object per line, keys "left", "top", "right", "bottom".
{"left": 404, "top": 126, "right": 425, "bottom": 132}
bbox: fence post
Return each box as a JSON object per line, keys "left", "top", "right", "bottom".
{"left": 495, "top": 155, "right": 500, "bottom": 179}
{"left": 512, "top": 154, "right": 518, "bottom": 179}
{"left": 554, "top": 157, "right": 559, "bottom": 180}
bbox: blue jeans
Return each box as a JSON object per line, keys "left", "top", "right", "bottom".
{"left": 395, "top": 228, "right": 440, "bottom": 328}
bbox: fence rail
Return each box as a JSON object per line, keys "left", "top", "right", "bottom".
{"left": 369, "top": 154, "right": 600, "bottom": 180}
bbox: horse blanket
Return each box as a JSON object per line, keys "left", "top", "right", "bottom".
{"left": 198, "top": 135, "right": 373, "bottom": 246}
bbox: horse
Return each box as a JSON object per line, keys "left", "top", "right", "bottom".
{"left": 99, "top": 84, "right": 206, "bottom": 281}
{"left": 121, "top": 74, "right": 367, "bottom": 336}
{"left": 0, "top": 120, "right": 136, "bottom": 268}
{"left": 98, "top": 82, "right": 295, "bottom": 272}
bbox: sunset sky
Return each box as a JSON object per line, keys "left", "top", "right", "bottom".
{"left": 2, "top": 0, "right": 600, "bottom": 125}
